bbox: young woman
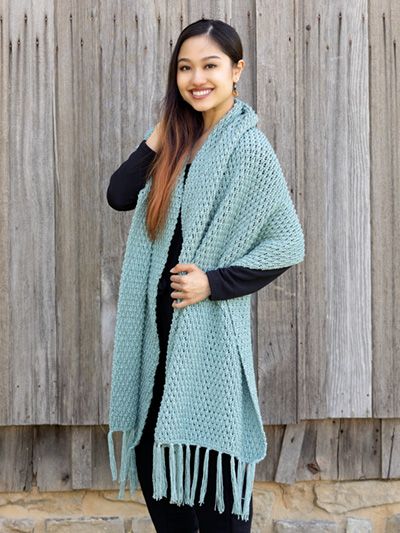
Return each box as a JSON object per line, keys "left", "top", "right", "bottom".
{"left": 107, "top": 18, "right": 305, "bottom": 533}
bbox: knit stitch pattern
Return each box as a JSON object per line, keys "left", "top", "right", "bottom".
{"left": 107, "top": 97, "right": 305, "bottom": 521}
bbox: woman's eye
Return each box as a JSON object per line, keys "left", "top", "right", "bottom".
{"left": 179, "top": 64, "right": 217, "bottom": 71}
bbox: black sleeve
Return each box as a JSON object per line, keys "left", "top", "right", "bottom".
{"left": 106, "top": 140, "right": 156, "bottom": 211}
{"left": 205, "top": 265, "right": 292, "bottom": 301}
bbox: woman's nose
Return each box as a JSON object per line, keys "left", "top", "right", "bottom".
{"left": 190, "top": 70, "right": 208, "bottom": 85}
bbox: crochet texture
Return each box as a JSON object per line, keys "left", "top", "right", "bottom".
{"left": 107, "top": 97, "right": 305, "bottom": 521}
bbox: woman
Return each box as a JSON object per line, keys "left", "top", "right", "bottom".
{"left": 107, "top": 18, "right": 305, "bottom": 533}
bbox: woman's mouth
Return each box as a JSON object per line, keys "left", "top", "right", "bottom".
{"left": 190, "top": 88, "right": 214, "bottom": 99}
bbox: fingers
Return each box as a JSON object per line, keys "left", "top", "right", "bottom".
{"left": 170, "top": 262, "right": 196, "bottom": 274}
{"left": 172, "top": 297, "right": 193, "bottom": 309}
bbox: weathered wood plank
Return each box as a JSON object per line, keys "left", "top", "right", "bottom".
{"left": 71, "top": 426, "right": 92, "bottom": 489}
{"left": 0, "top": 0, "right": 11, "bottom": 425}
{"left": 255, "top": 0, "right": 299, "bottom": 427}
{"left": 369, "top": 1, "right": 400, "bottom": 418}
{"left": 381, "top": 420, "right": 400, "bottom": 479}
{"left": 92, "top": 425, "right": 121, "bottom": 489}
{"left": 7, "top": 0, "right": 57, "bottom": 425}
{"left": 295, "top": 0, "right": 372, "bottom": 420}
{"left": 274, "top": 422, "right": 307, "bottom": 483}
{"left": 99, "top": 0, "right": 129, "bottom": 428}
{"left": 34, "top": 425, "right": 72, "bottom": 491}
{"left": 314, "top": 419, "right": 341, "bottom": 480}
{"left": 337, "top": 418, "right": 380, "bottom": 480}
{"left": 0, "top": 426, "right": 33, "bottom": 491}
{"left": 296, "top": 420, "right": 320, "bottom": 481}
{"left": 256, "top": 425, "right": 286, "bottom": 482}
{"left": 55, "top": 0, "right": 102, "bottom": 424}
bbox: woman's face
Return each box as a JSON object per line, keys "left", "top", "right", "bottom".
{"left": 176, "top": 34, "right": 244, "bottom": 113}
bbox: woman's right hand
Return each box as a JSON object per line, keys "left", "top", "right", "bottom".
{"left": 145, "top": 122, "right": 162, "bottom": 153}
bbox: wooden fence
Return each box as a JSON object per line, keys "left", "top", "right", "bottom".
{"left": 0, "top": 0, "right": 399, "bottom": 491}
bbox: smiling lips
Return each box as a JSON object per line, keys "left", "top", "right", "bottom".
{"left": 190, "top": 88, "right": 214, "bottom": 99}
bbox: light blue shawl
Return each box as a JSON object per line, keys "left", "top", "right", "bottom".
{"left": 107, "top": 97, "right": 305, "bottom": 520}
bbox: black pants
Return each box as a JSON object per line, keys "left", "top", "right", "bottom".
{"left": 135, "top": 287, "right": 253, "bottom": 533}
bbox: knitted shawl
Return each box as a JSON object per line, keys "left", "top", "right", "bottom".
{"left": 107, "top": 97, "right": 305, "bottom": 521}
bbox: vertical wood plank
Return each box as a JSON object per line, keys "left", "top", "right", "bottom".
{"left": 256, "top": 425, "right": 285, "bottom": 482}
{"left": 274, "top": 421, "right": 307, "bottom": 483}
{"left": 369, "top": 1, "right": 400, "bottom": 417}
{"left": 337, "top": 418, "right": 380, "bottom": 480}
{"left": 315, "top": 419, "right": 341, "bottom": 480}
{"left": 255, "top": 0, "right": 299, "bottom": 425}
{"left": 71, "top": 426, "right": 92, "bottom": 489}
{"left": 295, "top": 0, "right": 372, "bottom": 420}
{"left": 7, "top": 0, "right": 57, "bottom": 424}
{"left": 0, "top": 427, "right": 33, "bottom": 491}
{"left": 0, "top": 0, "right": 11, "bottom": 424}
{"left": 92, "top": 425, "right": 120, "bottom": 489}
{"left": 382, "top": 420, "right": 400, "bottom": 479}
{"left": 34, "top": 425, "right": 72, "bottom": 491}
{"left": 295, "top": 421, "right": 320, "bottom": 481}
{"left": 54, "top": 0, "right": 102, "bottom": 424}
{"left": 99, "top": 0, "right": 131, "bottom": 427}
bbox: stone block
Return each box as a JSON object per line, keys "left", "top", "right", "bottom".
{"left": 0, "top": 519, "right": 35, "bottom": 532}
{"left": 346, "top": 517, "right": 372, "bottom": 532}
{"left": 273, "top": 519, "right": 339, "bottom": 532}
{"left": 315, "top": 481, "right": 400, "bottom": 513}
{"left": 253, "top": 488, "right": 274, "bottom": 532}
{"left": 44, "top": 517, "right": 124, "bottom": 532}
{"left": 130, "top": 516, "right": 156, "bottom": 532}
{"left": 386, "top": 514, "right": 400, "bottom": 533}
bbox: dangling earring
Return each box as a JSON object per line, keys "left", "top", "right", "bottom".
{"left": 232, "top": 81, "right": 239, "bottom": 97}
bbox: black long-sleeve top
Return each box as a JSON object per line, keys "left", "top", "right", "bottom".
{"left": 106, "top": 140, "right": 291, "bottom": 300}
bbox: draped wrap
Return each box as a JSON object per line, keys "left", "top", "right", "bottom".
{"left": 107, "top": 97, "right": 305, "bottom": 520}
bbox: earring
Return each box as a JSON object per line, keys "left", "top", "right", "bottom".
{"left": 232, "top": 81, "right": 239, "bottom": 97}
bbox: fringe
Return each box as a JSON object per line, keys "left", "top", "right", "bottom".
{"left": 214, "top": 450, "right": 225, "bottom": 513}
{"left": 107, "top": 429, "right": 139, "bottom": 500}
{"left": 189, "top": 444, "right": 200, "bottom": 505}
{"left": 107, "top": 430, "right": 117, "bottom": 481}
{"left": 152, "top": 442, "right": 257, "bottom": 521}
{"left": 107, "top": 432, "right": 256, "bottom": 521}
{"left": 152, "top": 442, "right": 168, "bottom": 499}
{"left": 199, "top": 447, "right": 209, "bottom": 505}
{"left": 184, "top": 444, "right": 191, "bottom": 502}
{"left": 169, "top": 443, "right": 177, "bottom": 502}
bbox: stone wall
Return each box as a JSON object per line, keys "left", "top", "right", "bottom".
{"left": 1, "top": 480, "right": 400, "bottom": 532}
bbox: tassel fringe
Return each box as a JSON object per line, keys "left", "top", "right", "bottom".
{"left": 214, "top": 450, "right": 225, "bottom": 513}
{"left": 107, "top": 431, "right": 256, "bottom": 521}
{"left": 107, "top": 429, "right": 139, "bottom": 500}
{"left": 189, "top": 445, "right": 200, "bottom": 505}
{"left": 152, "top": 442, "right": 256, "bottom": 521}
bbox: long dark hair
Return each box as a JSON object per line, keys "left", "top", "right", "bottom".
{"left": 145, "top": 18, "right": 243, "bottom": 241}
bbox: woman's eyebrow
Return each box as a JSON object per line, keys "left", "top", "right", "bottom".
{"left": 177, "top": 55, "right": 221, "bottom": 63}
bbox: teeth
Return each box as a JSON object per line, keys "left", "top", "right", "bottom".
{"left": 192, "top": 89, "right": 212, "bottom": 96}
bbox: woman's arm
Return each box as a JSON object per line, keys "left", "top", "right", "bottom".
{"left": 106, "top": 140, "right": 156, "bottom": 211}
{"left": 205, "top": 265, "right": 291, "bottom": 300}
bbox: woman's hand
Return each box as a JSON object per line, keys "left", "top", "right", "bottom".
{"left": 169, "top": 263, "right": 211, "bottom": 308}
